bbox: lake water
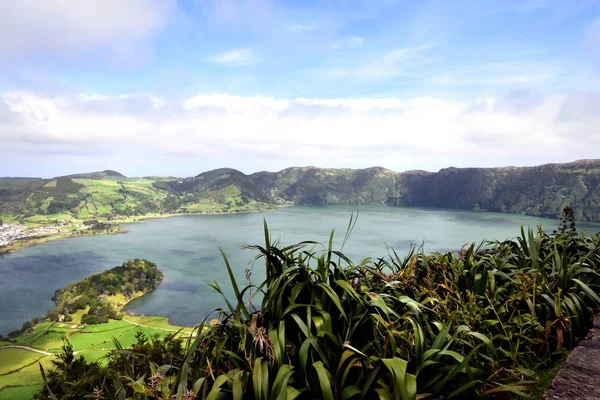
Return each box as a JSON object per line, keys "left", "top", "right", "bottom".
{"left": 1, "top": 205, "right": 599, "bottom": 335}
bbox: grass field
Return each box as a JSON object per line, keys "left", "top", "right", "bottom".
{"left": 0, "top": 355, "right": 53, "bottom": 398}
{"left": 0, "top": 385, "right": 41, "bottom": 400}
{"left": 0, "top": 316, "right": 196, "bottom": 399}
{"left": 0, "top": 349, "right": 43, "bottom": 375}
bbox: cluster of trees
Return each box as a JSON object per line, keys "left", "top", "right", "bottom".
{"left": 45, "top": 195, "right": 81, "bottom": 215}
{"left": 82, "top": 219, "right": 114, "bottom": 231}
{"left": 0, "top": 317, "right": 41, "bottom": 340}
{"left": 48, "top": 259, "right": 163, "bottom": 324}
{"left": 80, "top": 303, "right": 120, "bottom": 324}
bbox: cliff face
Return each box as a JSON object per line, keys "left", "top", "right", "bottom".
{"left": 250, "top": 160, "right": 600, "bottom": 221}
{"left": 395, "top": 160, "right": 600, "bottom": 221}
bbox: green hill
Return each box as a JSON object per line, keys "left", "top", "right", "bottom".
{"left": 0, "top": 174, "right": 165, "bottom": 221}
{"left": 394, "top": 159, "right": 600, "bottom": 221}
{"left": 153, "top": 168, "right": 274, "bottom": 213}
{"left": 2, "top": 160, "right": 600, "bottom": 223}
{"left": 57, "top": 170, "right": 126, "bottom": 180}
{"left": 250, "top": 160, "right": 600, "bottom": 221}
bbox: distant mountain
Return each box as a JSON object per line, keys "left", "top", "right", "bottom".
{"left": 153, "top": 168, "right": 273, "bottom": 213}
{"left": 251, "top": 166, "right": 397, "bottom": 205}
{"left": 2, "top": 160, "right": 600, "bottom": 222}
{"left": 152, "top": 160, "right": 600, "bottom": 221}
{"left": 156, "top": 168, "right": 270, "bottom": 202}
{"left": 57, "top": 170, "right": 126, "bottom": 180}
{"left": 0, "top": 177, "right": 42, "bottom": 181}
{"left": 394, "top": 159, "right": 600, "bottom": 222}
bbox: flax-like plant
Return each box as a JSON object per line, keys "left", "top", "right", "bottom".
{"left": 46, "top": 213, "right": 600, "bottom": 400}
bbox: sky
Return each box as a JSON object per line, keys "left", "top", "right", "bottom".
{"left": 1, "top": 0, "right": 600, "bottom": 178}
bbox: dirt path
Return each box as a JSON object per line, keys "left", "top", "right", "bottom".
{"left": 0, "top": 345, "right": 52, "bottom": 356}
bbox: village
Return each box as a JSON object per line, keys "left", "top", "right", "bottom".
{"left": 0, "top": 222, "right": 65, "bottom": 248}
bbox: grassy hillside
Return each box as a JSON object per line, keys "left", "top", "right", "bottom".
{"left": 3, "top": 160, "right": 600, "bottom": 224}
{"left": 251, "top": 166, "right": 397, "bottom": 205}
{"left": 0, "top": 318, "right": 194, "bottom": 399}
{"left": 0, "top": 170, "right": 275, "bottom": 225}
{"left": 0, "top": 175, "right": 165, "bottom": 222}
{"left": 153, "top": 168, "right": 275, "bottom": 213}
{"left": 164, "top": 160, "right": 600, "bottom": 221}
{"left": 252, "top": 160, "right": 600, "bottom": 221}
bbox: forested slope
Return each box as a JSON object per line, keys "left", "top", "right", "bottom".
{"left": 2, "top": 159, "right": 600, "bottom": 222}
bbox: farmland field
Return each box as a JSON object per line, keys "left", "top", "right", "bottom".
{"left": 0, "top": 316, "right": 194, "bottom": 399}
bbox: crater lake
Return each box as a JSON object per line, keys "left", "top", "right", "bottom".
{"left": 2, "top": 205, "right": 599, "bottom": 334}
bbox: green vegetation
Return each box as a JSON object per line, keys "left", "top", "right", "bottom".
{"left": 0, "top": 319, "right": 191, "bottom": 398}
{"left": 25, "top": 212, "right": 600, "bottom": 399}
{"left": 0, "top": 169, "right": 274, "bottom": 226}
{"left": 0, "top": 355, "right": 54, "bottom": 399}
{"left": 0, "top": 259, "right": 163, "bottom": 341}
{"left": 3, "top": 160, "right": 600, "bottom": 232}
{"left": 38, "top": 334, "right": 185, "bottom": 400}
{"left": 0, "top": 349, "right": 43, "bottom": 375}
{"left": 49, "top": 259, "right": 163, "bottom": 324}
{"left": 0, "top": 259, "right": 192, "bottom": 399}
{"left": 0, "top": 385, "right": 41, "bottom": 400}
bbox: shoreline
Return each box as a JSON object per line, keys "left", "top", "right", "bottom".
{"left": 0, "top": 263, "right": 190, "bottom": 339}
{"left": 0, "top": 205, "right": 287, "bottom": 255}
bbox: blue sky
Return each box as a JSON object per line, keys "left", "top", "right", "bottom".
{"left": 1, "top": 0, "right": 600, "bottom": 177}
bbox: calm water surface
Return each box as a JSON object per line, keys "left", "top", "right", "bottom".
{"left": 1, "top": 206, "right": 599, "bottom": 334}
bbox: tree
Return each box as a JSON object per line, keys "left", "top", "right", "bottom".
{"left": 38, "top": 341, "right": 104, "bottom": 400}
{"left": 556, "top": 205, "right": 576, "bottom": 234}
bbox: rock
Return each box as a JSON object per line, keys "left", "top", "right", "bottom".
{"left": 544, "top": 316, "right": 600, "bottom": 399}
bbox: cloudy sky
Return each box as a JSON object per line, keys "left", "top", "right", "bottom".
{"left": 1, "top": 0, "right": 600, "bottom": 178}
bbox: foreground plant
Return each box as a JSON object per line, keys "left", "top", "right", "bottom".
{"left": 38, "top": 211, "right": 600, "bottom": 399}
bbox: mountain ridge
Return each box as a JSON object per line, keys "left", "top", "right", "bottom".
{"left": 1, "top": 159, "right": 600, "bottom": 222}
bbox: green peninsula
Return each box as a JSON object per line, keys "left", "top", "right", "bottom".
{"left": 0, "top": 260, "right": 194, "bottom": 400}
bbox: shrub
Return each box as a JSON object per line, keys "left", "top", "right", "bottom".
{"left": 41, "top": 220, "right": 600, "bottom": 399}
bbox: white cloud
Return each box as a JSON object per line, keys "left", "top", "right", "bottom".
{"left": 184, "top": 93, "right": 288, "bottom": 112}
{"left": 206, "top": 48, "right": 256, "bottom": 66}
{"left": 0, "top": 0, "right": 175, "bottom": 59}
{"left": 2, "top": 91, "right": 600, "bottom": 174}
